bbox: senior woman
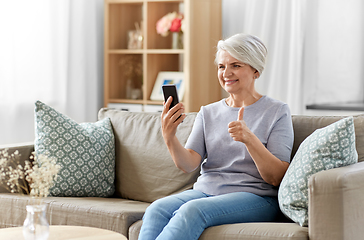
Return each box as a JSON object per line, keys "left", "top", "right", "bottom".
{"left": 138, "top": 33, "right": 294, "bottom": 240}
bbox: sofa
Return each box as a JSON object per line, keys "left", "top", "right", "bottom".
{"left": 1, "top": 108, "right": 364, "bottom": 240}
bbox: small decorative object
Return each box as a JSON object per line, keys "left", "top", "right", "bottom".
{"left": 118, "top": 55, "right": 143, "bottom": 99}
{"left": 127, "top": 22, "right": 143, "bottom": 49}
{"left": 172, "top": 32, "right": 183, "bottom": 50}
{"left": 131, "top": 88, "right": 143, "bottom": 100}
{"left": 156, "top": 12, "right": 185, "bottom": 49}
{"left": 0, "top": 149, "right": 60, "bottom": 240}
{"left": 150, "top": 71, "right": 185, "bottom": 101}
{"left": 23, "top": 204, "right": 49, "bottom": 240}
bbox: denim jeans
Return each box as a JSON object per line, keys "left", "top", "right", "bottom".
{"left": 138, "top": 189, "right": 279, "bottom": 240}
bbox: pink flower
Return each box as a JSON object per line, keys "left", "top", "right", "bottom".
{"left": 156, "top": 16, "right": 172, "bottom": 37}
{"left": 170, "top": 18, "right": 182, "bottom": 32}
{"left": 156, "top": 12, "right": 184, "bottom": 37}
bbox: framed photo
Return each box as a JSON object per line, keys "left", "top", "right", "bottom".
{"left": 150, "top": 71, "right": 185, "bottom": 101}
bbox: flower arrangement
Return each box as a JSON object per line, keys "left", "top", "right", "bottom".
{"left": 118, "top": 55, "right": 143, "bottom": 99}
{"left": 156, "top": 12, "right": 185, "bottom": 37}
{"left": 118, "top": 55, "right": 143, "bottom": 81}
{"left": 0, "top": 149, "right": 60, "bottom": 202}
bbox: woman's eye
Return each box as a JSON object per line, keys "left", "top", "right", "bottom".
{"left": 218, "top": 65, "right": 225, "bottom": 69}
{"left": 233, "top": 64, "right": 241, "bottom": 68}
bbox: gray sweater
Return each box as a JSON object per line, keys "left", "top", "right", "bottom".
{"left": 185, "top": 96, "right": 294, "bottom": 197}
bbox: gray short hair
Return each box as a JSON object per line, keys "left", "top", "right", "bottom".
{"left": 215, "top": 33, "right": 267, "bottom": 76}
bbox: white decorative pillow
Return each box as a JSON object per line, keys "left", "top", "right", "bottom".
{"left": 278, "top": 116, "right": 358, "bottom": 227}
{"left": 34, "top": 101, "right": 115, "bottom": 197}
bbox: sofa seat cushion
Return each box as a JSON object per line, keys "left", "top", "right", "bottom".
{"left": 128, "top": 220, "right": 308, "bottom": 240}
{"left": 200, "top": 223, "right": 308, "bottom": 240}
{"left": 0, "top": 193, "right": 149, "bottom": 238}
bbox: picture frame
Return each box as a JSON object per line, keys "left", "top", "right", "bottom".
{"left": 150, "top": 71, "right": 185, "bottom": 101}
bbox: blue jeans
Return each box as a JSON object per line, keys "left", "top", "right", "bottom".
{"left": 138, "top": 190, "right": 279, "bottom": 240}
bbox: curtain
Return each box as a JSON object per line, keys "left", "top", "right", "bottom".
{"left": 303, "top": 0, "right": 364, "bottom": 106}
{"left": 0, "top": 0, "right": 104, "bottom": 145}
{"left": 222, "top": 0, "right": 307, "bottom": 114}
{"left": 222, "top": 0, "right": 364, "bottom": 115}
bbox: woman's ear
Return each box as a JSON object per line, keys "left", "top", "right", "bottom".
{"left": 254, "top": 70, "right": 260, "bottom": 79}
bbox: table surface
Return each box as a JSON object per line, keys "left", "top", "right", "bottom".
{"left": 0, "top": 225, "right": 127, "bottom": 240}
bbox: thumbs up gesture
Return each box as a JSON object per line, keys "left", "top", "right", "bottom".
{"left": 228, "top": 107, "right": 250, "bottom": 143}
{"left": 237, "top": 106, "right": 244, "bottom": 121}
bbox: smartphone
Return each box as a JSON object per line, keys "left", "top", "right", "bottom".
{"left": 162, "top": 84, "right": 180, "bottom": 110}
{"left": 162, "top": 84, "right": 182, "bottom": 121}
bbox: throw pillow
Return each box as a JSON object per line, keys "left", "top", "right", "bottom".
{"left": 278, "top": 116, "right": 358, "bottom": 227}
{"left": 98, "top": 108, "right": 200, "bottom": 203}
{"left": 34, "top": 101, "right": 115, "bottom": 197}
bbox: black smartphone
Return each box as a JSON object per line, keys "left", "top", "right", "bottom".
{"left": 162, "top": 84, "right": 180, "bottom": 110}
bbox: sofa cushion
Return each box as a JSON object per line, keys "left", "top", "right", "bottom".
{"left": 34, "top": 101, "right": 115, "bottom": 197}
{"left": 0, "top": 193, "right": 149, "bottom": 238}
{"left": 98, "top": 109, "right": 200, "bottom": 203}
{"left": 128, "top": 220, "right": 308, "bottom": 240}
{"left": 200, "top": 223, "right": 308, "bottom": 240}
{"left": 279, "top": 117, "right": 358, "bottom": 227}
{"left": 291, "top": 114, "right": 364, "bottom": 162}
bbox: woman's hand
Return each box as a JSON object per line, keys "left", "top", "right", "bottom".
{"left": 161, "top": 96, "right": 186, "bottom": 142}
{"left": 160, "top": 97, "right": 200, "bottom": 173}
{"left": 228, "top": 107, "right": 252, "bottom": 143}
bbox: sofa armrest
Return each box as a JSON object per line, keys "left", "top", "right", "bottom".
{"left": 0, "top": 142, "right": 34, "bottom": 193}
{"left": 308, "top": 161, "right": 364, "bottom": 240}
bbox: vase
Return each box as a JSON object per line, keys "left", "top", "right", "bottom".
{"left": 23, "top": 204, "right": 49, "bottom": 240}
{"left": 172, "top": 32, "right": 183, "bottom": 49}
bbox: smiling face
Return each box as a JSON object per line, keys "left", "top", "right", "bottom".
{"left": 217, "top": 50, "right": 258, "bottom": 96}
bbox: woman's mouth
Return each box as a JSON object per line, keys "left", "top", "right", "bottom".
{"left": 225, "top": 79, "right": 238, "bottom": 85}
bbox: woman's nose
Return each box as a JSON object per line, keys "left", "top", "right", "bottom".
{"left": 223, "top": 67, "right": 232, "bottom": 78}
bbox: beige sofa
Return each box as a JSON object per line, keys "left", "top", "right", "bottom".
{"left": 1, "top": 108, "right": 364, "bottom": 240}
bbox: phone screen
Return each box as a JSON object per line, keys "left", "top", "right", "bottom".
{"left": 162, "top": 85, "right": 179, "bottom": 109}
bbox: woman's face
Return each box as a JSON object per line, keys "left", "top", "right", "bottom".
{"left": 217, "top": 50, "right": 258, "bottom": 95}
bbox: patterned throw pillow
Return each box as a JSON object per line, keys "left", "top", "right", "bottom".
{"left": 34, "top": 101, "right": 115, "bottom": 197}
{"left": 278, "top": 116, "right": 358, "bottom": 227}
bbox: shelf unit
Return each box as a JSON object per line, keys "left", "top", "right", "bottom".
{"left": 104, "top": 0, "right": 222, "bottom": 112}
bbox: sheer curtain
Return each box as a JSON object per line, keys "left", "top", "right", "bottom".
{"left": 0, "top": 0, "right": 104, "bottom": 145}
{"left": 303, "top": 0, "right": 364, "bottom": 107}
{"left": 222, "top": 0, "right": 364, "bottom": 115}
{"left": 222, "top": 0, "right": 307, "bottom": 114}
